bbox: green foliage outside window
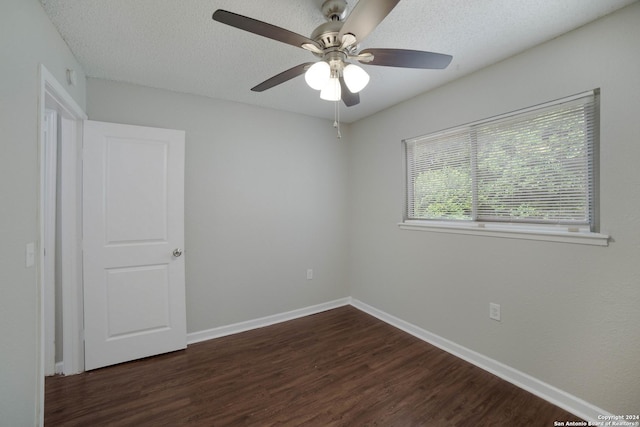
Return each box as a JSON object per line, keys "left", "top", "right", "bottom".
{"left": 406, "top": 93, "right": 596, "bottom": 226}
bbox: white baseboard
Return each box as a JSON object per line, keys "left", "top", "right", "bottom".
{"left": 350, "top": 298, "right": 612, "bottom": 424}
{"left": 187, "top": 297, "right": 351, "bottom": 345}
{"left": 54, "top": 361, "right": 63, "bottom": 375}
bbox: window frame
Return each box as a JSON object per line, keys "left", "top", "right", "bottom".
{"left": 399, "top": 90, "right": 609, "bottom": 246}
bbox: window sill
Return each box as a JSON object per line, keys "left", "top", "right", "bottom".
{"left": 398, "top": 220, "right": 609, "bottom": 246}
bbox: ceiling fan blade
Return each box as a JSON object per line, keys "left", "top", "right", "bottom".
{"left": 359, "top": 48, "right": 453, "bottom": 69}
{"left": 338, "top": 0, "right": 401, "bottom": 44}
{"left": 213, "top": 10, "right": 321, "bottom": 51}
{"left": 339, "top": 77, "right": 360, "bottom": 107}
{"left": 251, "top": 63, "right": 314, "bottom": 92}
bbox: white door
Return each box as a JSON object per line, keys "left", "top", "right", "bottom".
{"left": 83, "top": 120, "right": 186, "bottom": 371}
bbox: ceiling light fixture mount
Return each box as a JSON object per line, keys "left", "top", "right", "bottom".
{"left": 321, "top": 0, "right": 348, "bottom": 22}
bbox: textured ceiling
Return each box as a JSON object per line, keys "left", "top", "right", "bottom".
{"left": 40, "top": 0, "right": 635, "bottom": 123}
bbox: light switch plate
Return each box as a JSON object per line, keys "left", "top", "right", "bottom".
{"left": 26, "top": 242, "right": 35, "bottom": 267}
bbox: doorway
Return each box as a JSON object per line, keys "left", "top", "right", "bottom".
{"left": 37, "top": 65, "right": 187, "bottom": 424}
{"left": 38, "top": 65, "right": 87, "bottom": 424}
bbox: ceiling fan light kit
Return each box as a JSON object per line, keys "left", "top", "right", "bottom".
{"left": 212, "top": 0, "right": 452, "bottom": 108}
{"left": 306, "top": 57, "right": 369, "bottom": 98}
{"left": 342, "top": 63, "right": 370, "bottom": 93}
{"left": 320, "top": 77, "right": 342, "bottom": 102}
{"left": 305, "top": 61, "right": 331, "bottom": 90}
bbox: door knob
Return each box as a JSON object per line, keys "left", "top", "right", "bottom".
{"left": 172, "top": 248, "right": 183, "bottom": 257}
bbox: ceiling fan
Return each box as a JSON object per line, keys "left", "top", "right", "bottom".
{"left": 212, "top": 0, "right": 453, "bottom": 107}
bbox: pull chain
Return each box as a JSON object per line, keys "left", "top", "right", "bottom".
{"left": 333, "top": 99, "right": 342, "bottom": 139}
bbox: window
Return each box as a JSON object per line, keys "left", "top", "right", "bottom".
{"left": 401, "top": 90, "right": 608, "bottom": 245}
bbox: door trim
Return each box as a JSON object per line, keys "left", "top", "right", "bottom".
{"left": 42, "top": 108, "right": 57, "bottom": 377}
{"left": 37, "top": 64, "right": 87, "bottom": 425}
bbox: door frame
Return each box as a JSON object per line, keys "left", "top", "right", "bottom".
{"left": 37, "top": 64, "right": 87, "bottom": 424}
{"left": 42, "top": 107, "right": 58, "bottom": 377}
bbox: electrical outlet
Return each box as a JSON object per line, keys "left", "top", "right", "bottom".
{"left": 489, "top": 303, "right": 501, "bottom": 321}
{"left": 306, "top": 269, "right": 313, "bottom": 280}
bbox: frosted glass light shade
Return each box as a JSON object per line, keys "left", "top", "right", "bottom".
{"left": 305, "top": 61, "right": 331, "bottom": 90}
{"left": 343, "top": 63, "right": 370, "bottom": 93}
{"left": 320, "top": 77, "right": 341, "bottom": 101}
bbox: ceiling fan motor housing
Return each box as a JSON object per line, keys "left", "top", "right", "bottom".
{"left": 311, "top": 21, "right": 343, "bottom": 50}
{"left": 311, "top": 21, "right": 359, "bottom": 59}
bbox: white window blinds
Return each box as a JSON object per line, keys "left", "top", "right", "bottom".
{"left": 405, "top": 90, "right": 598, "bottom": 227}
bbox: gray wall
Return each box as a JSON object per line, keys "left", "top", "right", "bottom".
{"left": 348, "top": 2, "right": 640, "bottom": 415}
{"left": 3, "top": 0, "right": 639, "bottom": 423}
{"left": 86, "top": 80, "right": 350, "bottom": 333}
{"left": 0, "top": 0, "right": 86, "bottom": 425}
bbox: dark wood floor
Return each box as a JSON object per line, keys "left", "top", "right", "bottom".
{"left": 46, "top": 306, "right": 582, "bottom": 426}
